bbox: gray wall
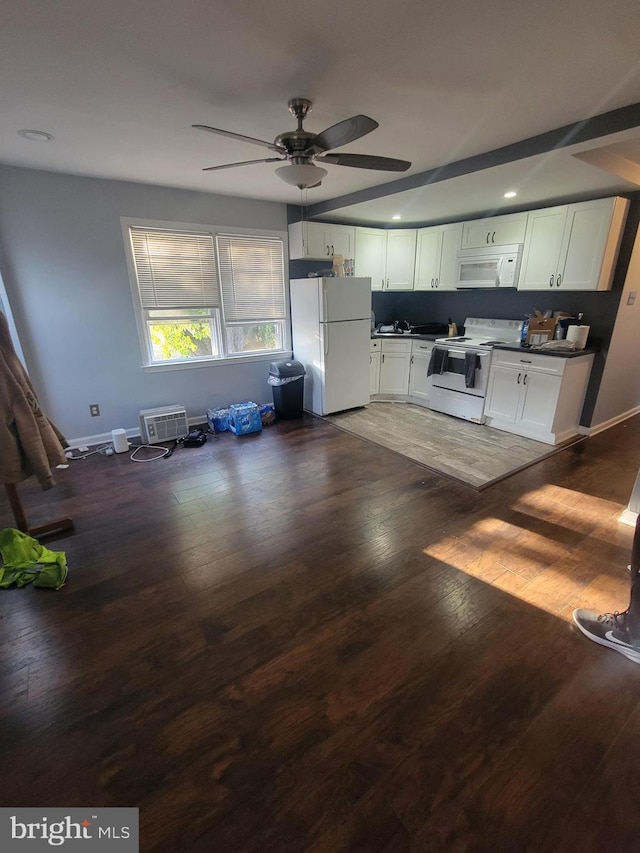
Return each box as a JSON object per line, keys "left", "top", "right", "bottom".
{"left": 591, "top": 226, "right": 640, "bottom": 428}
{"left": 0, "top": 165, "right": 288, "bottom": 442}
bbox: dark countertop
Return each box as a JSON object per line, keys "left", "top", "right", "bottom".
{"left": 493, "top": 344, "right": 598, "bottom": 358}
{"left": 371, "top": 334, "right": 597, "bottom": 357}
{"left": 371, "top": 334, "right": 598, "bottom": 357}
{"left": 371, "top": 333, "right": 440, "bottom": 341}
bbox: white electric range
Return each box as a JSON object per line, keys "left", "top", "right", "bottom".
{"left": 428, "top": 317, "right": 524, "bottom": 423}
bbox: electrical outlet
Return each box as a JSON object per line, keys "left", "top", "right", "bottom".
{"left": 89, "top": 403, "right": 100, "bottom": 417}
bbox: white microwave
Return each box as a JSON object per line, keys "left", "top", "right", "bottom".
{"left": 455, "top": 243, "right": 523, "bottom": 289}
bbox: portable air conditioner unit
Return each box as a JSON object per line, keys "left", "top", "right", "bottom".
{"left": 138, "top": 405, "right": 189, "bottom": 445}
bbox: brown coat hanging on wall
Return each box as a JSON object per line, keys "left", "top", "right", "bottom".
{"left": 0, "top": 311, "right": 68, "bottom": 490}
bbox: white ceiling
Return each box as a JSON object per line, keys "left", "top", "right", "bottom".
{"left": 2, "top": 0, "right": 640, "bottom": 224}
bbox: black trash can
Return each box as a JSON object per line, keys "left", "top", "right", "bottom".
{"left": 268, "top": 360, "right": 305, "bottom": 419}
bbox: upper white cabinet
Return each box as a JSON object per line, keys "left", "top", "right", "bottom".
{"left": 518, "top": 196, "right": 629, "bottom": 291}
{"left": 355, "top": 228, "right": 417, "bottom": 291}
{"left": 354, "top": 228, "right": 386, "bottom": 289}
{"left": 288, "top": 221, "right": 355, "bottom": 260}
{"left": 415, "top": 222, "right": 464, "bottom": 290}
{"left": 386, "top": 230, "right": 417, "bottom": 290}
{"left": 461, "top": 212, "right": 528, "bottom": 249}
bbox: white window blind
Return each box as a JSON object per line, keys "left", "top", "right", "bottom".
{"left": 130, "top": 227, "right": 219, "bottom": 309}
{"left": 216, "top": 234, "right": 285, "bottom": 322}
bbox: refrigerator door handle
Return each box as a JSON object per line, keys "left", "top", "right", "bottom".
{"left": 324, "top": 324, "right": 329, "bottom": 357}
{"left": 322, "top": 288, "right": 328, "bottom": 322}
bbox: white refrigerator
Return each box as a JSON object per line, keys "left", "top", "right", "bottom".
{"left": 290, "top": 277, "right": 372, "bottom": 416}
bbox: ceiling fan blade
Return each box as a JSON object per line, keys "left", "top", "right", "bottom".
{"left": 202, "top": 157, "right": 285, "bottom": 172}
{"left": 307, "top": 115, "right": 379, "bottom": 154}
{"left": 317, "top": 152, "right": 411, "bottom": 172}
{"left": 193, "top": 125, "right": 285, "bottom": 153}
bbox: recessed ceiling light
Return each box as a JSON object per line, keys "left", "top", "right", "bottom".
{"left": 503, "top": 190, "right": 517, "bottom": 198}
{"left": 391, "top": 214, "right": 402, "bottom": 220}
{"left": 18, "top": 129, "right": 54, "bottom": 142}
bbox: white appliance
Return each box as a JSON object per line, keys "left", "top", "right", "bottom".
{"left": 290, "top": 277, "right": 372, "bottom": 416}
{"left": 455, "top": 244, "right": 523, "bottom": 288}
{"left": 139, "top": 404, "right": 189, "bottom": 444}
{"left": 428, "top": 318, "right": 523, "bottom": 423}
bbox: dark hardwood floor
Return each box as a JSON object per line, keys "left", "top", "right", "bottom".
{"left": 2, "top": 412, "right": 640, "bottom": 851}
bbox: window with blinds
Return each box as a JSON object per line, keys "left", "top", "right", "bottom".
{"left": 130, "top": 227, "right": 219, "bottom": 310}
{"left": 216, "top": 234, "right": 286, "bottom": 355}
{"left": 125, "top": 222, "right": 288, "bottom": 365}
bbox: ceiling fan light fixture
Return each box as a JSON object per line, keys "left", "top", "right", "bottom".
{"left": 275, "top": 162, "right": 328, "bottom": 189}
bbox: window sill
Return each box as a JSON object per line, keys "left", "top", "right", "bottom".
{"left": 141, "top": 350, "right": 293, "bottom": 373}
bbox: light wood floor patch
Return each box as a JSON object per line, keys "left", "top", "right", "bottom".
{"left": 325, "top": 401, "right": 582, "bottom": 489}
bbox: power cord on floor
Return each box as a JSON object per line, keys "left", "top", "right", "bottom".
{"left": 65, "top": 430, "right": 213, "bottom": 464}
{"left": 129, "top": 440, "right": 178, "bottom": 462}
{"left": 65, "top": 444, "right": 113, "bottom": 460}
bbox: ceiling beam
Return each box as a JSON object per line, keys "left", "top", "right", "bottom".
{"left": 305, "top": 102, "right": 640, "bottom": 219}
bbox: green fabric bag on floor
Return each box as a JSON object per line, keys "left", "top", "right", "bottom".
{"left": 0, "top": 527, "right": 68, "bottom": 589}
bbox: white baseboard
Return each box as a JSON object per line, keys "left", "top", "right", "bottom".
{"left": 619, "top": 509, "right": 639, "bottom": 527}
{"left": 66, "top": 415, "right": 205, "bottom": 449}
{"left": 585, "top": 405, "right": 640, "bottom": 437}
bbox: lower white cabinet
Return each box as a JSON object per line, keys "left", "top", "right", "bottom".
{"left": 374, "top": 339, "right": 412, "bottom": 398}
{"left": 370, "top": 339, "right": 381, "bottom": 396}
{"left": 408, "top": 340, "right": 434, "bottom": 403}
{"left": 484, "top": 349, "right": 594, "bottom": 444}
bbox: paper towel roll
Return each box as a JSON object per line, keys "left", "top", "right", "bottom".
{"left": 566, "top": 325, "right": 589, "bottom": 349}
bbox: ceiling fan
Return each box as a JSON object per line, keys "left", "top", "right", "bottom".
{"left": 193, "top": 98, "right": 411, "bottom": 189}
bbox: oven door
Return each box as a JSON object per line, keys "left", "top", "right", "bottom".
{"left": 430, "top": 347, "right": 490, "bottom": 397}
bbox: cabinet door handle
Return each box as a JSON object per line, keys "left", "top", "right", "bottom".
{"left": 386, "top": 279, "right": 389, "bottom": 289}
{"left": 517, "top": 372, "right": 521, "bottom": 384}
{"left": 523, "top": 373, "right": 528, "bottom": 385}
{"left": 382, "top": 354, "right": 385, "bottom": 363}
{"left": 549, "top": 274, "right": 555, "bottom": 287}
{"left": 556, "top": 274, "right": 562, "bottom": 287}
{"left": 435, "top": 277, "right": 439, "bottom": 288}
{"left": 381, "top": 278, "right": 385, "bottom": 289}
{"left": 411, "top": 355, "right": 414, "bottom": 364}
{"left": 431, "top": 278, "right": 434, "bottom": 288}
{"left": 486, "top": 232, "right": 490, "bottom": 244}
{"left": 331, "top": 245, "right": 335, "bottom": 256}
{"left": 326, "top": 245, "right": 330, "bottom": 256}
{"left": 492, "top": 231, "right": 496, "bottom": 243}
